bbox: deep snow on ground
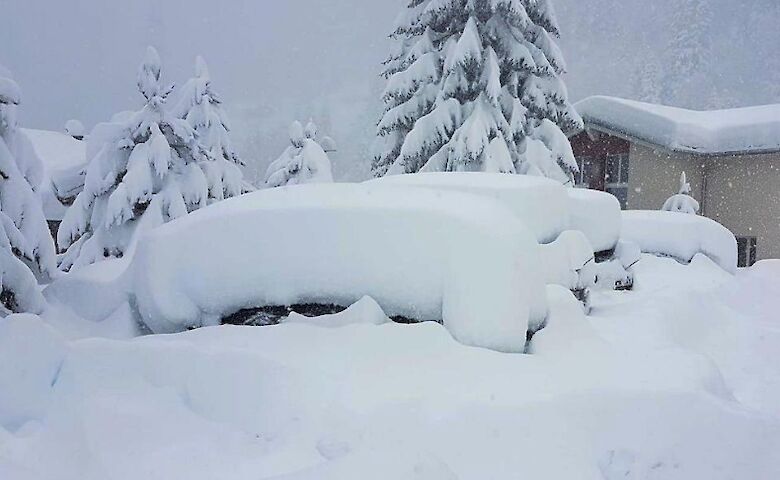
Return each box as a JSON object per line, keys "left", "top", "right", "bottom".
{"left": 1, "top": 255, "right": 780, "bottom": 479}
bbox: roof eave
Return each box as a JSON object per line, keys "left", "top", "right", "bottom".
{"left": 580, "top": 119, "right": 780, "bottom": 158}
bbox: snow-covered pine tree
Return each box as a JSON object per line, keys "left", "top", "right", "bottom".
{"left": 264, "top": 120, "right": 334, "bottom": 187}
{"left": 58, "top": 47, "right": 213, "bottom": 271}
{"left": 662, "top": 171, "right": 699, "bottom": 215}
{"left": 0, "top": 76, "right": 57, "bottom": 313}
{"left": 632, "top": 56, "right": 662, "bottom": 104}
{"left": 373, "top": 0, "right": 582, "bottom": 184}
{"left": 172, "top": 56, "right": 246, "bottom": 203}
{"left": 661, "top": 0, "right": 713, "bottom": 108}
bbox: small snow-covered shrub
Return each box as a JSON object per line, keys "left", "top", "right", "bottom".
{"left": 0, "top": 76, "right": 57, "bottom": 314}
{"left": 661, "top": 171, "right": 699, "bottom": 214}
{"left": 367, "top": 172, "right": 568, "bottom": 243}
{"left": 129, "top": 183, "right": 546, "bottom": 352}
{"left": 264, "top": 120, "right": 333, "bottom": 187}
{"left": 566, "top": 188, "right": 622, "bottom": 253}
{"left": 621, "top": 210, "right": 737, "bottom": 274}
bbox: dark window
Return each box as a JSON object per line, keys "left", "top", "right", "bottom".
{"left": 606, "top": 186, "right": 628, "bottom": 209}
{"left": 575, "top": 156, "right": 591, "bottom": 186}
{"left": 736, "top": 236, "right": 758, "bottom": 267}
{"left": 620, "top": 154, "right": 630, "bottom": 183}
{"left": 605, "top": 154, "right": 630, "bottom": 209}
{"left": 606, "top": 155, "right": 620, "bottom": 184}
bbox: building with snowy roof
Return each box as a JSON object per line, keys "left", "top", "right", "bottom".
{"left": 22, "top": 128, "right": 87, "bottom": 244}
{"left": 569, "top": 96, "right": 780, "bottom": 266}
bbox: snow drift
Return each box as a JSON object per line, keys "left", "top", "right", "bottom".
{"left": 129, "top": 184, "right": 546, "bottom": 352}
{"left": 621, "top": 210, "right": 737, "bottom": 273}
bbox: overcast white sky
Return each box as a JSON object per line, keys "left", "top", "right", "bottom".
{"left": 3, "top": 0, "right": 778, "bottom": 180}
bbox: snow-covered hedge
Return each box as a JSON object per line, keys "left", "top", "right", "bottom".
{"left": 621, "top": 210, "right": 737, "bottom": 274}
{"left": 130, "top": 184, "right": 546, "bottom": 352}
{"left": 366, "top": 172, "right": 568, "bottom": 244}
{"left": 566, "top": 188, "right": 622, "bottom": 253}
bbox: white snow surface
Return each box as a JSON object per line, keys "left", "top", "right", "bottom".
{"left": 21, "top": 128, "right": 87, "bottom": 221}
{"left": 576, "top": 95, "right": 780, "bottom": 155}
{"left": 621, "top": 210, "right": 737, "bottom": 274}
{"left": 2, "top": 256, "right": 780, "bottom": 479}
{"left": 566, "top": 187, "right": 622, "bottom": 252}
{"left": 129, "top": 183, "right": 546, "bottom": 352}
{"left": 283, "top": 296, "right": 389, "bottom": 328}
{"left": 366, "top": 172, "right": 568, "bottom": 243}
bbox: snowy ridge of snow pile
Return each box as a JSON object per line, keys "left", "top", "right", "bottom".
{"left": 566, "top": 188, "right": 622, "bottom": 252}
{"left": 529, "top": 285, "right": 606, "bottom": 355}
{"left": 0, "top": 314, "right": 66, "bottom": 429}
{"left": 538, "top": 230, "right": 596, "bottom": 291}
{"left": 366, "top": 172, "right": 568, "bottom": 243}
{"left": 130, "top": 183, "right": 546, "bottom": 352}
{"left": 621, "top": 210, "right": 737, "bottom": 274}
{"left": 283, "top": 296, "right": 389, "bottom": 328}
{"left": 21, "top": 128, "right": 87, "bottom": 220}
{"left": 576, "top": 96, "right": 780, "bottom": 155}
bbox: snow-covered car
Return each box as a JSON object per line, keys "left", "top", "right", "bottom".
{"left": 369, "top": 172, "right": 622, "bottom": 298}
{"left": 621, "top": 210, "right": 737, "bottom": 274}
{"left": 367, "top": 172, "right": 568, "bottom": 243}
{"left": 128, "top": 183, "right": 547, "bottom": 353}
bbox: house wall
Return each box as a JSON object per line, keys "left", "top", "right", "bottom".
{"left": 625, "top": 144, "right": 705, "bottom": 211}
{"left": 625, "top": 144, "right": 780, "bottom": 261}
{"left": 704, "top": 153, "right": 780, "bottom": 261}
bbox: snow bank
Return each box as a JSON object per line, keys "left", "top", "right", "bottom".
{"left": 621, "top": 210, "right": 737, "bottom": 274}
{"left": 21, "top": 128, "right": 87, "bottom": 221}
{"left": 538, "top": 230, "right": 596, "bottom": 291}
{"left": 43, "top": 258, "right": 131, "bottom": 323}
{"left": 3, "top": 314, "right": 773, "bottom": 479}
{"left": 366, "top": 172, "right": 568, "bottom": 243}
{"left": 576, "top": 96, "right": 780, "bottom": 155}
{"left": 0, "top": 314, "right": 67, "bottom": 430}
{"left": 566, "top": 187, "right": 621, "bottom": 252}
{"left": 529, "top": 285, "right": 607, "bottom": 355}
{"left": 283, "top": 296, "right": 389, "bottom": 328}
{"left": 130, "top": 184, "right": 546, "bottom": 352}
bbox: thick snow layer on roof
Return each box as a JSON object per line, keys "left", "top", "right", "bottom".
{"left": 621, "top": 210, "right": 737, "bottom": 274}
{"left": 21, "top": 128, "right": 87, "bottom": 220}
{"left": 366, "top": 172, "right": 568, "bottom": 243}
{"left": 129, "top": 183, "right": 546, "bottom": 352}
{"left": 575, "top": 96, "right": 780, "bottom": 155}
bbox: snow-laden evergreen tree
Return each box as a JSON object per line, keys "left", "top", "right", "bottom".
{"left": 172, "top": 56, "right": 246, "bottom": 202}
{"left": 661, "top": 0, "right": 713, "bottom": 108}
{"left": 264, "top": 120, "right": 334, "bottom": 187}
{"left": 58, "top": 47, "right": 217, "bottom": 271}
{"left": 0, "top": 76, "right": 57, "bottom": 313}
{"left": 662, "top": 171, "right": 699, "bottom": 215}
{"left": 373, "top": 0, "right": 582, "bottom": 184}
{"left": 632, "top": 56, "right": 662, "bottom": 104}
